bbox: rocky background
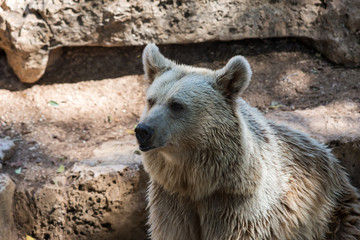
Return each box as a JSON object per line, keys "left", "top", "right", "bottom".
{"left": 0, "top": 1, "right": 359, "bottom": 240}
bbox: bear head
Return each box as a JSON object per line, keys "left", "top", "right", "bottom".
{"left": 135, "top": 43, "right": 252, "bottom": 158}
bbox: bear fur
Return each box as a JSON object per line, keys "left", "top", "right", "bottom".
{"left": 136, "top": 43, "right": 360, "bottom": 240}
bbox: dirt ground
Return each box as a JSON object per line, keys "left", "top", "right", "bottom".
{"left": 0, "top": 38, "right": 359, "bottom": 238}
{"left": 1, "top": 37, "right": 360, "bottom": 183}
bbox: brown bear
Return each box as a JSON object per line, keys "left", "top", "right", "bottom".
{"left": 135, "top": 43, "right": 360, "bottom": 240}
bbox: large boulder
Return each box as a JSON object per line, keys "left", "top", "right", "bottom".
{"left": 14, "top": 142, "right": 148, "bottom": 240}
{"left": 0, "top": 0, "right": 359, "bottom": 83}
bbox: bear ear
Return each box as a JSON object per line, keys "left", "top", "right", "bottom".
{"left": 214, "top": 56, "right": 252, "bottom": 101}
{"left": 142, "top": 44, "right": 172, "bottom": 83}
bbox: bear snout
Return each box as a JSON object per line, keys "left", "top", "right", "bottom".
{"left": 135, "top": 123, "right": 155, "bottom": 152}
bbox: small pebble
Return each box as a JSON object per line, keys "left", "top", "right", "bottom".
{"left": 0, "top": 138, "right": 16, "bottom": 162}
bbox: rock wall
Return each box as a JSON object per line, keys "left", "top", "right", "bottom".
{"left": 0, "top": 0, "right": 359, "bottom": 83}
{"left": 14, "top": 143, "right": 148, "bottom": 240}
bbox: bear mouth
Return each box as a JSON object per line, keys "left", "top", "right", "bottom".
{"left": 139, "top": 145, "right": 156, "bottom": 152}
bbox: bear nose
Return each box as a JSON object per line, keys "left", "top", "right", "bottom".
{"left": 135, "top": 123, "right": 154, "bottom": 145}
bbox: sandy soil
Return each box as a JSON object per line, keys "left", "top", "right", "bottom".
{"left": 0, "top": 37, "right": 359, "bottom": 191}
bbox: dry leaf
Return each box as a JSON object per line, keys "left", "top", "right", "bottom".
{"left": 57, "top": 164, "right": 65, "bottom": 173}
{"left": 48, "top": 100, "right": 59, "bottom": 107}
{"left": 15, "top": 167, "right": 22, "bottom": 174}
{"left": 126, "top": 129, "right": 135, "bottom": 135}
{"left": 26, "top": 235, "right": 35, "bottom": 240}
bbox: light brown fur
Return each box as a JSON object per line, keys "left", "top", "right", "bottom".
{"left": 137, "top": 44, "right": 360, "bottom": 240}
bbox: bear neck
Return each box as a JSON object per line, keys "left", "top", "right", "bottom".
{"left": 143, "top": 116, "right": 283, "bottom": 205}
{"left": 205, "top": 113, "right": 264, "bottom": 197}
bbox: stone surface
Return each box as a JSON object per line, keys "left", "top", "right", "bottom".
{"left": 0, "top": 174, "right": 17, "bottom": 240}
{"left": 14, "top": 142, "right": 148, "bottom": 240}
{"left": 266, "top": 101, "right": 360, "bottom": 189}
{"left": 330, "top": 141, "right": 360, "bottom": 189}
{"left": 0, "top": 138, "right": 16, "bottom": 162}
{"left": 0, "top": 0, "right": 359, "bottom": 83}
{"left": 266, "top": 101, "right": 360, "bottom": 143}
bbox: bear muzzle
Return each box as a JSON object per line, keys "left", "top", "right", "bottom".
{"left": 135, "top": 123, "right": 155, "bottom": 152}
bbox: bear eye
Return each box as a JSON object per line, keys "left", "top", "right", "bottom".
{"left": 169, "top": 101, "right": 184, "bottom": 112}
{"left": 147, "top": 98, "right": 155, "bottom": 107}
